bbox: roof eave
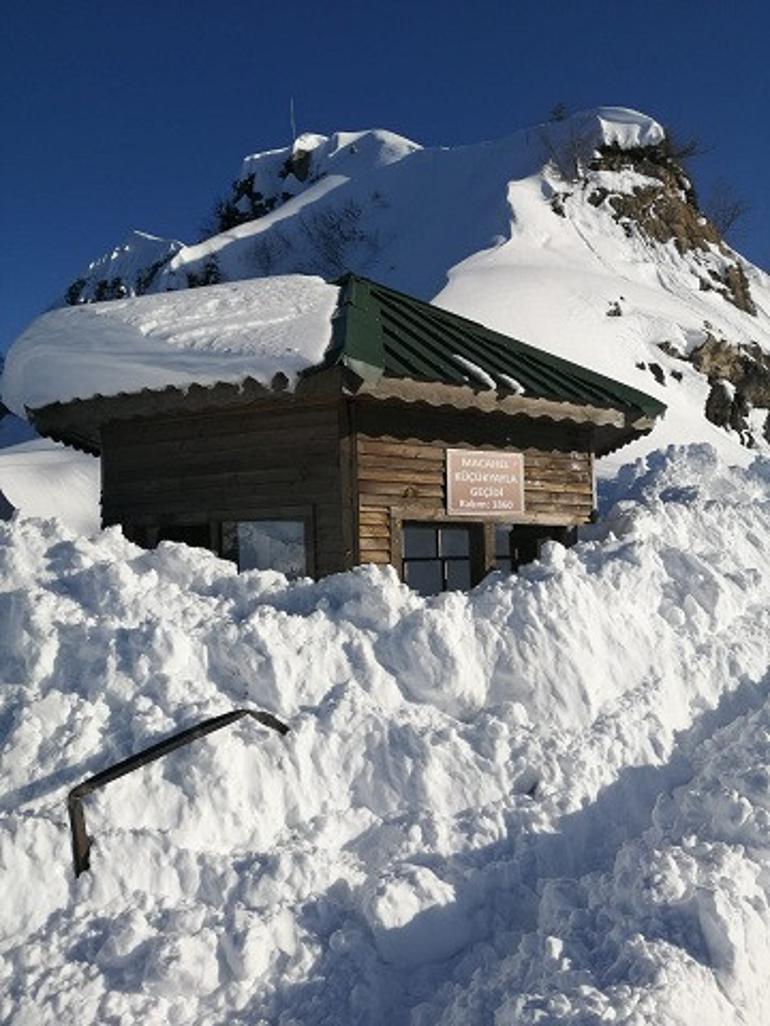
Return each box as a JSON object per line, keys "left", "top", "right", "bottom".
{"left": 29, "top": 366, "right": 348, "bottom": 454}
{"left": 347, "top": 375, "right": 630, "bottom": 429}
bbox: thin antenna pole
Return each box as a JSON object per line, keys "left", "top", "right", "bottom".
{"left": 289, "top": 97, "right": 297, "bottom": 144}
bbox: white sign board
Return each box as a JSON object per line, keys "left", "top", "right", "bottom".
{"left": 446, "top": 449, "right": 525, "bottom": 516}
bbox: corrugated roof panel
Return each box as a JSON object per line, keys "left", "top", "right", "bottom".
{"left": 378, "top": 291, "right": 606, "bottom": 406}
{"left": 381, "top": 325, "right": 468, "bottom": 383}
{"left": 328, "top": 275, "right": 666, "bottom": 422}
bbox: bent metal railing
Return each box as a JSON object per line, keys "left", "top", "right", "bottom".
{"left": 67, "top": 708, "right": 290, "bottom": 877}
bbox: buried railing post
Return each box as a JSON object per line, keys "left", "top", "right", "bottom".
{"left": 66, "top": 708, "right": 290, "bottom": 878}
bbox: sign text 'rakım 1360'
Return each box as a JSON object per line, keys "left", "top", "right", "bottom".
{"left": 446, "top": 449, "right": 525, "bottom": 516}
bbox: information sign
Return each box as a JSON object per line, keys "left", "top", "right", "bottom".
{"left": 446, "top": 449, "right": 525, "bottom": 516}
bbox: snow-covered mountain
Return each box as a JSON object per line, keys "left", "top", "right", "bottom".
{"left": 63, "top": 229, "right": 184, "bottom": 305}
{"left": 58, "top": 107, "right": 770, "bottom": 473}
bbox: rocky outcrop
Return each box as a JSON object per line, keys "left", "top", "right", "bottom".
{"left": 690, "top": 335, "right": 770, "bottom": 407}
{"left": 704, "top": 379, "right": 751, "bottom": 439}
{"left": 588, "top": 143, "right": 756, "bottom": 316}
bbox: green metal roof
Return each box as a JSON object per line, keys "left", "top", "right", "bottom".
{"left": 319, "top": 274, "right": 666, "bottom": 422}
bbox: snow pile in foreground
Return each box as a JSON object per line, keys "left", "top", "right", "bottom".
{"left": 1, "top": 445, "right": 769, "bottom": 1025}
{"left": 2, "top": 275, "right": 339, "bottom": 416}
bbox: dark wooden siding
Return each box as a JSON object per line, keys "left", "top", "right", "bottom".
{"left": 100, "top": 394, "right": 596, "bottom": 579}
{"left": 352, "top": 400, "right": 595, "bottom": 566}
{"left": 101, "top": 399, "right": 352, "bottom": 577}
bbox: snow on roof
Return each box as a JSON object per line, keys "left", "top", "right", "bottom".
{"left": 2, "top": 275, "right": 340, "bottom": 417}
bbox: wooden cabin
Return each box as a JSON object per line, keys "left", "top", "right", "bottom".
{"left": 30, "top": 275, "right": 665, "bottom": 594}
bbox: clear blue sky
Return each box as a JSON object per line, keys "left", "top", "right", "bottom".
{"left": 2, "top": 0, "right": 768, "bottom": 351}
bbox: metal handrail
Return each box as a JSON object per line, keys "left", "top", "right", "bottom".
{"left": 67, "top": 708, "right": 289, "bottom": 877}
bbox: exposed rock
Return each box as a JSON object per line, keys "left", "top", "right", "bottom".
{"left": 212, "top": 173, "right": 279, "bottom": 232}
{"left": 721, "top": 263, "right": 756, "bottom": 315}
{"left": 93, "top": 278, "right": 127, "bottom": 302}
{"left": 186, "top": 257, "right": 222, "bottom": 289}
{"left": 635, "top": 361, "right": 665, "bottom": 386}
{"left": 704, "top": 379, "right": 751, "bottom": 438}
{"left": 65, "top": 277, "right": 87, "bottom": 306}
{"left": 550, "top": 194, "right": 567, "bottom": 217}
{"left": 609, "top": 184, "right": 721, "bottom": 255}
{"left": 0, "top": 489, "right": 14, "bottom": 520}
{"left": 591, "top": 143, "right": 755, "bottom": 316}
{"left": 657, "top": 340, "right": 686, "bottom": 360}
{"left": 281, "top": 146, "right": 313, "bottom": 183}
{"left": 698, "top": 263, "right": 757, "bottom": 315}
{"left": 690, "top": 335, "right": 770, "bottom": 407}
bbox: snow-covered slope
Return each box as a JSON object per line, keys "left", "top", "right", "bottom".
{"left": 57, "top": 107, "right": 770, "bottom": 473}
{"left": 63, "top": 230, "right": 184, "bottom": 305}
{"left": 0, "top": 438, "right": 100, "bottom": 533}
{"left": 1, "top": 444, "right": 769, "bottom": 1024}
{"left": 0, "top": 364, "right": 99, "bottom": 532}
{"left": 0, "top": 409, "right": 37, "bottom": 449}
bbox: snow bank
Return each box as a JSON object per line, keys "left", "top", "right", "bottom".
{"left": 2, "top": 275, "right": 339, "bottom": 416}
{"left": 0, "top": 439, "right": 99, "bottom": 533}
{"left": 1, "top": 445, "right": 769, "bottom": 1024}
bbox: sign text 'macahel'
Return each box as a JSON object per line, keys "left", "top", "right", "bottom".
{"left": 446, "top": 449, "right": 525, "bottom": 516}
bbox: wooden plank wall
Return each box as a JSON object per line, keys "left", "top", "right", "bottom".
{"left": 101, "top": 400, "right": 352, "bottom": 576}
{"left": 354, "top": 403, "right": 595, "bottom": 566}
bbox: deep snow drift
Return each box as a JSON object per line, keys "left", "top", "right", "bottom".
{"left": 0, "top": 439, "right": 99, "bottom": 534}
{"left": 1, "top": 444, "right": 769, "bottom": 1025}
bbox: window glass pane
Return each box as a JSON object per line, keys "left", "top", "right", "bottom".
{"left": 445, "top": 560, "right": 471, "bottom": 591}
{"left": 494, "top": 524, "right": 513, "bottom": 558}
{"left": 439, "top": 527, "right": 469, "bottom": 557}
{"left": 157, "top": 524, "right": 211, "bottom": 549}
{"left": 237, "top": 520, "right": 306, "bottom": 576}
{"left": 511, "top": 525, "right": 550, "bottom": 569}
{"left": 404, "top": 524, "right": 437, "bottom": 559}
{"left": 404, "top": 559, "right": 443, "bottom": 596}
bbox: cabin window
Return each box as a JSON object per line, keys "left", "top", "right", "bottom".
{"left": 402, "top": 523, "right": 474, "bottom": 595}
{"left": 223, "top": 519, "right": 307, "bottom": 577}
{"left": 155, "top": 523, "right": 212, "bottom": 549}
{"left": 493, "top": 524, "right": 559, "bottom": 573}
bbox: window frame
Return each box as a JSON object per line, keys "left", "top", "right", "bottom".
{"left": 219, "top": 506, "right": 316, "bottom": 576}
{"left": 399, "top": 518, "right": 485, "bottom": 594}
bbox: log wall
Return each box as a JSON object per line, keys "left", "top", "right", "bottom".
{"left": 101, "top": 399, "right": 353, "bottom": 577}
{"left": 99, "top": 394, "right": 596, "bottom": 581}
{"left": 352, "top": 401, "right": 595, "bottom": 567}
